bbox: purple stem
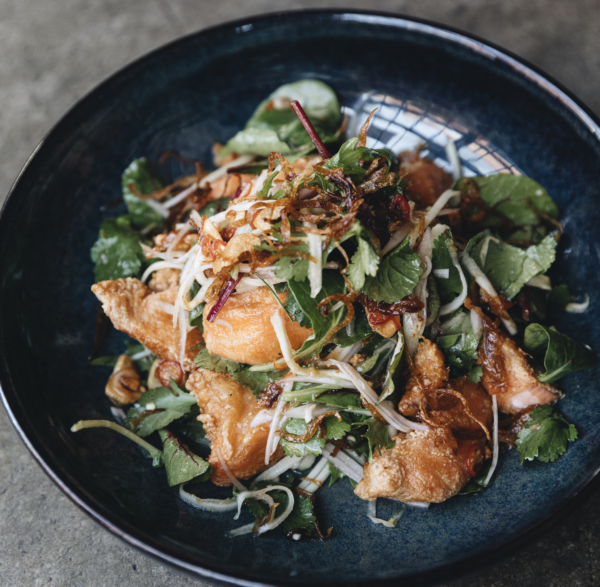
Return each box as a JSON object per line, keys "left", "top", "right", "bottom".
{"left": 206, "top": 275, "right": 242, "bottom": 323}
{"left": 290, "top": 100, "right": 331, "bottom": 159}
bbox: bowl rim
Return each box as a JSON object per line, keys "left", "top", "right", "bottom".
{"left": 2, "top": 8, "right": 600, "bottom": 586}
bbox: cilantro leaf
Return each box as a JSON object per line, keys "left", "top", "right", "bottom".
{"left": 363, "top": 237, "right": 423, "bottom": 303}
{"left": 324, "top": 413, "right": 352, "bottom": 440}
{"left": 328, "top": 463, "right": 346, "bottom": 487}
{"left": 158, "top": 429, "right": 211, "bottom": 487}
{"left": 122, "top": 158, "right": 166, "bottom": 232}
{"left": 523, "top": 324, "right": 597, "bottom": 383}
{"left": 516, "top": 406, "right": 577, "bottom": 464}
{"left": 90, "top": 216, "right": 149, "bottom": 282}
{"left": 282, "top": 495, "right": 317, "bottom": 533}
{"left": 194, "top": 347, "right": 243, "bottom": 374}
{"left": 279, "top": 417, "right": 326, "bottom": 457}
{"left": 358, "top": 418, "right": 394, "bottom": 460}
{"left": 464, "top": 230, "right": 556, "bottom": 299}
{"left": 347, "top": 237, "right": 380, "bottom": 291}
{"left": 125, "top": 385, "right": 197, "bottom": 437}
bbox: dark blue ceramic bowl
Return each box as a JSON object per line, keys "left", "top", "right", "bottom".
{"left": 1, "top": 10, "right": 600, "bottom": 586}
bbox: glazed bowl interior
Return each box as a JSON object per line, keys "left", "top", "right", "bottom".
{"left": 1, "top": 10, "right": 600, "bottom": 587}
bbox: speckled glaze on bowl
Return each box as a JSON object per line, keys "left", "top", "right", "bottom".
{"left": 1, "top": 10, "right": 600, "bottom": 587}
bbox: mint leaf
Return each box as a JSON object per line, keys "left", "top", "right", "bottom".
{"left": 516, "top": 406, "right": 577, "bottom": 464}
{"left": 363, "top": 237, "right": 423, "bottom": 303}
{"left": 125, "top": 385, "right": 197, "bottom": 437}
{"left": 158, "top": 429, "right": 211, "bottom": 487}
{"left": 122, "top": 158, "right": 166, "bottom": 232}
{"left": 347, "top": 237, "right": 380, "bottom": 291}
{"left": 523, "top": 324, "right": 597, "bottom": 383}
{"left": 194, "top": 347, "right": 243, "bottom": 375}
{"left": 464, "top": 230, "right": 556, "bottom": 299}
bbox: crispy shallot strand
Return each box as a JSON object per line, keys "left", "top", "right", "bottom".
{"left": 317, "top": 294, "right": 355, "bottom": 338}
{"left": 290, "top": 100, "right": 331, "bottom": 159}
{"left": 420, "top": 389, "right": 491, "bottom": 442}
{"left": 280, "top": 209, "right": 292, "bottom": 244}
{"left": 279, "top": 412, "right": 341, "bottom": 444}
{"left": 357, "top": 108, "right": 377, "bottom": 148}
{"left": 330, "top": 438, "right": 344, "bottom": 458}
{"left": 333, "top": 240, "right": 351, "bottom": 270}
{"left": 206, "top": 275, "right": 241, "bottom": 323}
{"left": 268, "top": 152, "right": 298, "bottom": 182}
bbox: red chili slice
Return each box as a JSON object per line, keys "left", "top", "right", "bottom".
{"left": 156, "top": 359, "right": 185, "bottom": 388}
{"left": 465, "top": 443, "right": 485, "bottom": 477}
{"left": 390, "top": 193, "right": 411, "bottom": 222}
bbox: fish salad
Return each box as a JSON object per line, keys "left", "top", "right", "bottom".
{"left": 76, "top": 80, "right": 597, "bottom": 538}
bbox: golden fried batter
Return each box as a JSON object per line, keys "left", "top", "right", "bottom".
{"left": 203, "top": 287, "right": 312, "bottom": 365}
{"left": 91, "top": 278, "right": 202, "bottom": 371}
{"left": 148, "top": 268, "right": 181, "bottom": 292}
{"left": 399, "top": 339, "right": 449, "bottom": 416}
{"left": 354, "top": 428, "right": 470, "bottom": 503}
{"left": 400, "top": 152, "right": 453, "bottom": 207}
{"left": 186, "top": 368, "right": 283, "bottom": 485}
{"left": 481, "top": 331, "right": 561, "bottom": 414}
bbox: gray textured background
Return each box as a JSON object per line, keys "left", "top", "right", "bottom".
{"left": 1, "top": 1, "right": 600, "bottom": 585}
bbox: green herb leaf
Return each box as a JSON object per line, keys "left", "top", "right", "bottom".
{"left": 231, "top": 367, "right": 289, "bottom": 395}
{"left": 194, "top": 347, "right": 243, "bottom": 374}
{"left": 89, "top": 355, "right": 118, "bottom": 367}
{"left": 459, "top": 175, "right": 559, "bottom": 244}
{"left": 363, "top": 237, "right": 423, "bottom": 303}
{"left": 468, "top": 365, "right": 483, "bottom": 383}
{"left": 124, "top": 340, "right": 156, "bottom": 372}
{"left": 282, "top": 285, "right": 312, "bottom": 328}
{"left": 158, "top": 429, "right": 211, "bottom": 487}
{"left": 333, "top": 304, "right": 373, "bottom": 347}
{"left": 523, "top": 324, "right": 597, "bottom": 382}
{"left": 516, "top": 405, "right": 577, "bottom": 464}
{"left": 90, "top": 216, "right": 149, "bottom": 282}
{"left": 324, "top": 413, "right": 352, "bottom": 440}
{"left": 358, "top": 417, "right": 394, "bottom": 460}
{"left": 328, "top": 463, "right": 346, "bottom": 487}
{"left": 313, "top": 391, "right": 362, "bottom": 409}
{"left": 122, "top": 158, "right": 166, "bottom": 232}
{"left": 464, "top": 230, "right": 556, "bottom": 299}
{"left": 125, "top": 385, "right": 197, "bottom": 437}
{"left": 282, "top": 495, "right": 317, "bottom": 533}
{"left": 437, "top": 310, "right": 482, "bottom": 376}
{"left": 432, "top": 233, "right": 463, "bottom": 305}
{"left": 279, "top": 418, "right": 326, "bottom": 457}
{"left": 322, "top": 137, "right": 393, "bottom": 181}
{"left": 458, "top": 460, "right": 496, "bottom": 495}
{"left": 288, "top": 270, "right": 348, "bottom": 360}
{"left": 347, "top": 237, "right": 380, "bottom": 291}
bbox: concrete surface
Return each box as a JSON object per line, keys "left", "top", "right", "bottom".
{"left": 2, "top": 1, "right": 600, "bottom": 585}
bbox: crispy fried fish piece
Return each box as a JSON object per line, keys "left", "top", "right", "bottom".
{"left": 480, "top": 328, "right": 561, "bottom": 414}
{"left": 354, "top": 428, "right": 470, "bottom": 503}
{"left": 400, "top": 151, "right": 453, "bottom": 207}
{"left": 91, "top": 278, "right": 202, "bottom": 371}
{"left": 203, "top": 287, "right": 312, "bottom": 365}
{"left": 398, "top": 339, "right": 449, "bottom": 417}
{"left": 186, "top": 368, "right": 283, "bottom": 485}
{"left": 148, "top": 268, "right": 181, "bottom": 292}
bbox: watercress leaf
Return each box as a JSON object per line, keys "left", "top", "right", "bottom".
{"left": 158, "top": 429, "right": 211, "bottom": 487}
{"left": 194, "top": 347, "right": 243, "bottom": 374}
{"left": 282, "top": 495, "right": 317, "bottom": 533}
{"left": 358, "top": 417, "right": 394, "bottom": 460}
{"left": 282, "top": 286, "right": 312, "bottom": 328}
{"left": 432, "top": 234, "right": 463, "bottom": 305}
{"left": 363, "top": 237, "right": 423, "bottom": 303}
{"left": 90, "top": 216, "right": 148, "bottom": 282}
{"left": 464, "top": 230, "right": 556, "bottom": 299}
{"left": 231, "top": 367, "right": 289, "bottom": 396}
{"left": 333, "top": 304, "right": 373, "bottom": 347}
{"left": 122, "top": 158, "right": 166, "bottom": 232}
{"left": 171, "top": 407, "right": 207, "bottom": 444}
{"left": 347, "top": 237, "right": 380, "bottom": 291}
{"left": 328, "top": 463, "right": 346, "bottom": 486}
{"left": 460, "top": 175, "right": 559, "bottom": 244}
{"left": 523, "top": 324, "right": 597, "bottom": 382}
{"left": 437, "top": 310, "right": 482, "bottom": 376}
{"left": 516, "top": 405, "right": 577, "bottom": 464}
{"left": 289, "top": 270, "right": 348, "bottom": 360}
{"left": 125, "top": 386, "right": 197, "bottom": 437}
